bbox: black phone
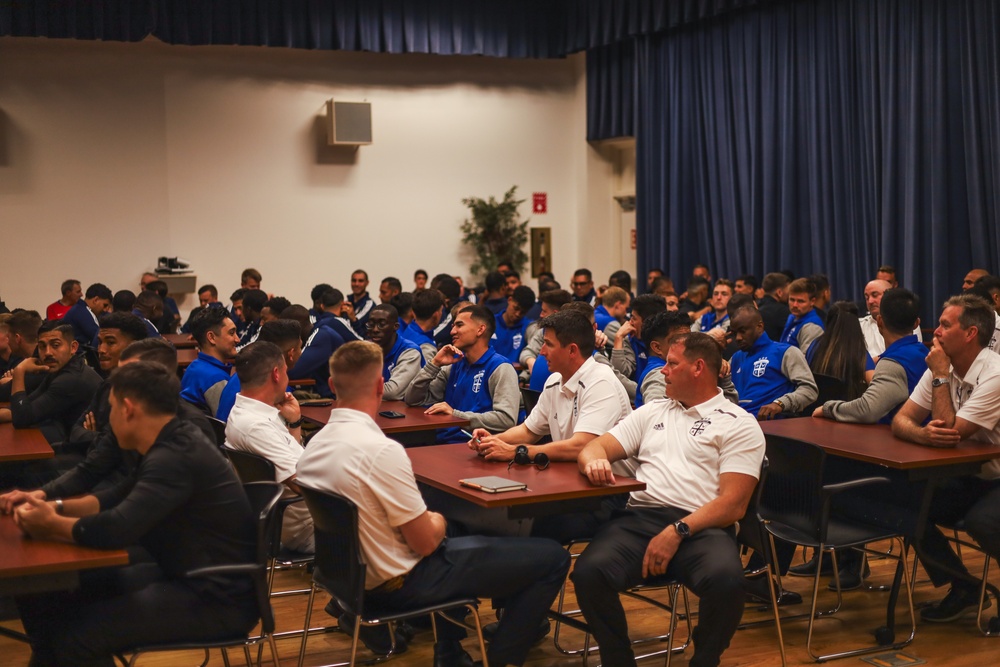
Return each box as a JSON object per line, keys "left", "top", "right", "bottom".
{"left": 378, "top": 410, "right": 406, "bottom": 419}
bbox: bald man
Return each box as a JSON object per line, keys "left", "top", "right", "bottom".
{"left": 860, "top": 279, "right": 922, "bottom": 360}
{"left": 963, "top": 268, "right": 989, "bottom": 292}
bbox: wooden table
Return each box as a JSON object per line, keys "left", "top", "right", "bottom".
{"left": 408, "top": 443, "right": 645, "bottom": 520}
{"left": 0, "top": 514, "right": 129, "bottom": 597}
{"left": 0, "top": 424, "right": 53, "bottom": 462}
{"left": 300, "top": 400, "right": 470, "bottom": 436}
{"left": 176, "top": 348, "right": 198, "bottom": 369}
{"left": 163, "top": 333, "right": 197, "bottom": 349}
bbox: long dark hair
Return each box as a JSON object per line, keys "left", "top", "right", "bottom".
{"left": 809, "top": 301, "right": 868, "bottom": 400}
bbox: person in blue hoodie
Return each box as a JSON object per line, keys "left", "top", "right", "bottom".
{"left": 405, "top": 305, "right": 519, "bottom": 443}
{"left": 491, "top": 285, "right": 535, "bottom": 362}
{"left": 366, "top": 304, "right": 423, "bottom": 401}
{"left": 780, "top": 277, "right": 825, "bottom": 350}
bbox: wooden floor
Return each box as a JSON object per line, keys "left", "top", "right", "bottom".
{"left": 2, "top": 543, "right": 997, "bottom": 666}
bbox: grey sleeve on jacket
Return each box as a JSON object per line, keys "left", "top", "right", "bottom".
{"left": 419, "top": 342, "right": 438, "bottom": 365}
{"left": 596, "top": 354, "right": 636, "bottom": 400}
{"left": 640, "top": 369, "right": 665, "bottom": 404}
{"left": 796, "top": 323, "right": 824, "bottom": 353}
{"left": 718, "top": 374, "right": 739, "bottom": 405}
{"left": 519, "top": 328, "right": 545, "bottom": 366}
{"left": 384, "top": 348, "right": 423, "bottom": 401}
{"left": 610, "top": 344, "right": 637, "bottom": 379}
{"left": 453, "top": 364, "right": 519, "bottom": 434}
{"left": 603, "top": 320, "right": 622, "bottom": 342}
{"left": 823, "top": 360, "right": 910, "bottom": 424}
{"left": 776, "top": 347, "right": 819, "bottom": 414}
{"left": 404, "top": 362, "right": 449, "bottom": 406}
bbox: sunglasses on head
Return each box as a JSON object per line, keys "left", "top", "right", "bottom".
{"left": 508, "top": 445, "right": 549, "bottom": 471}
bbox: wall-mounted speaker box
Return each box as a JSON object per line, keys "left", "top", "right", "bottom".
{"left": 327, "top": 100, "right": 372, "bottom": 146}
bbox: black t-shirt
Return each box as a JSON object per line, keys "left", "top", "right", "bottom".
{"left": 10, "top": 355, "right": 102, "bottom": 444}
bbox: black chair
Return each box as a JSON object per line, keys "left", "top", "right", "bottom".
{"left": 125, "top": 481, "right": 284, "bottom": 667}
{"left": 520, "top": 388, "right": 541, "bottom": 417}
{"left": 209, "top": 417, "right": 228, "bottom": 448}
{"left": 937, "top": 519, "right": 1000, "bottom": 636}
{"left": 757, "top": 435, "right": 915, "bottom": 662}
{"left": 802, "top": 373, "right": 848, "bottom": 415}
{"left": 296, "top": 484, "right": 488, "bottom": 667}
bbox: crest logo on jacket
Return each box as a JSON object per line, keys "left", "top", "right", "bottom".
{"left": 512, "top": 333, "right": 523, "bottom": 350}
{"left": 752, "top": 358, "right": 769, "bottom": 378}
{"left": 472, "top": 370, "right": 485, "bottom": 393}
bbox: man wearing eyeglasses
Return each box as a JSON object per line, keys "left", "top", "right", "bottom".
{"left": 570, "top": 268, "right": 598, "bottom": 306}
{"left": 365, "top": 304, "right": 423, "bottom": 401}
{"left": 575, "top": 332, "right": 765, "bottom": 667}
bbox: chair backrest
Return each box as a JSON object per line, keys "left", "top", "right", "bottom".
{"left": 521, "top": 388, "right": 542, "bottom": 416}
{"left": 226, "top": 448, "right": 279, "bottom": 484}
{"left": 803, "top": 373, "right": 848, "bottom": 414}
{"left": 757, "top": 435, "right": 826, "bottom": 542}
{"left": 298, "top": 484, "right": 367, "bottom": 617}
{"left": 208, "top": 417, "right": 228, "bottom": 448}
{"left": 737, "top": 457, "right": 770, "bottom": 556}
{"left": 243, "top": 481, "right": 284, "bottom": 634}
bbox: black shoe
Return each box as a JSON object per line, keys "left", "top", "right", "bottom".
{"left": 920, "top": 586, "right": 991, "bottom": 623}
{"left": 481, "top": 618, "right": 550, "bottom": 645}
{"left": 324, "top": 599, "right": 343, "bottom": 618}
{"left": 788, "top": 553, "right": 834, "bottom": 578}
{"left": 827, "top": 561, "right": 871, "bottom": 592}
{"left": 339, "top": 613, "right": 408, "bottom": 655}
{"left": 434, "top": 640, "right": 475, "bottom": 667}
{"left": 745, "top": 576, "right": 803, "bottom": 607}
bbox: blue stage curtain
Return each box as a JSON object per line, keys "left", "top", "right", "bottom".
{"left": 635, "top": 0, "right": 1000, "bottom": 315}
{"left": 587, "top": 40, "right": 636, "bottom": 140}
{"left": 0, "top": 0, "right": 152, "bottom": 41}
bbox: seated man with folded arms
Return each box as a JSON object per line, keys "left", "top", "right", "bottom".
{"left": 779, "top": 277, "right": 825, "bottom": 350}
{"left": 1, "top": 339, "right": 214, "bottom": 511}
{"left": 729, "top": 303, "right": 818, "bottom": 420}
{"left": 366, "top": 304, "right": 424, "bottom": 401}
{"left": 10, "top": 361, "right": 258, "bottom": 666}
{"left": 573, "top": 332, "right": 765, "bottom": 667}
{"left": 46, "top": 279, "right": 82, "bottom": 321}
{"left": 216, "top": 319, "right": 303, "bottom": 421}
{"left": 611, "top": 293, "right": 668, "bottom": 380}
{"left": 180, "top": 307, "right": 238, "bottom": 416}
{"left": 401, "top": 287, "right": 443, "bottom": 363}
{"left": 492, "top": 285, "right": 535, "bottom": 362}
{"left": 62, "top": 282, "right": 112, "bottom": 347}
{"left": 313, "top": 288, "right": 364, "bottom": 342}
{"left": 0, "top": 322, "right": 102, "bottom": 445}
{"left": 519, "top": 289, "right": 572, "bottom": 373}
{"left": 892, "top": 294, "right": 1000, "bottom": 622}
{"left": 297, "top": 341, "right": 570, "bottom": 667}
{"left": 596, "top": 285, "right": 630, "bottom": 340}
{"left": 225, "top": 340, "right": 313, "bottom": 552}
{"left": 405, "top": 305, "right": 518, "bottom": 443}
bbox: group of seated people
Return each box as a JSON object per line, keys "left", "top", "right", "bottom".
{"left": 2, "top": 261, "right": 1000, "bottom": 667}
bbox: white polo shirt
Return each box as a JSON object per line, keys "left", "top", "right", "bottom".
{"left": 525, "top": 355, "right": 632, "bottom": 441}
{"left": 860, "top": 315, "right": 923, "bottom": 357}
{"left": 225, "top": 394, "right": 313, "bottom": 552}
{"left": 910, "top": 347, "right": 1000, "bottom": 479}
{"left": 296, "top": 408, "right": 426, "bottom": 589}
{"left": 608, "top": 390, "right": 765, "bottom": 513}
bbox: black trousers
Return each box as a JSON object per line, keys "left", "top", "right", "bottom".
{"left": 571, "top": 506, "right": 746, "bottom": 667}
{"left": 17, "top": 563, "right": 258, "bottom": 667}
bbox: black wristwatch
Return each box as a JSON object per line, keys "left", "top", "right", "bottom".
{"left": 284, "top": 417, "right": 304, "bottom": 429}
{"left": 673, "top": 520, "right": 691, "bottom": 540}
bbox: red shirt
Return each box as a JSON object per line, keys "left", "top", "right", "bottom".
{"left": 46, "top": 301, "right": 72, "bottom": 321}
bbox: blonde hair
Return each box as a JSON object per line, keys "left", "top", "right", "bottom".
{"left": 329, "top": 341, "right": 383, "bottom": 400}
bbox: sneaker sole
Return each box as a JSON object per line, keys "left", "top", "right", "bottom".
{"left": 921, "top": 600, "right": 992, "bottom": 623}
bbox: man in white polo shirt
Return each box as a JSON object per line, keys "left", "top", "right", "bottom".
{"left": 573, "top": 332, "right": 765, "bottom": 667}
{"left": 893, "top": 294, "right": 1000, "bottom": 623}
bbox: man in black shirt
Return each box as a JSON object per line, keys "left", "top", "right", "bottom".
{"left": 11, "top": 361, "right": 258, "bottom": 667}
{"left": 0, "top": 310, "right": 43, "bottom": 397}
{"left": 0, "top": 322, "right": 101, "bottom": 444}
{"left": 757, "top": 272, "right": 792, "bottom": 341}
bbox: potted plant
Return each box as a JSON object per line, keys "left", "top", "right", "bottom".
{"left": 460, "top": 186, "right": 530, "bottom": 279}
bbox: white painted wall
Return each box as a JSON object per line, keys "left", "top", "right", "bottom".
{"left": 0, "top": 37, "right": 616, "bottom": 315}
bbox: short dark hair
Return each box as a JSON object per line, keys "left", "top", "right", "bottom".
{"left": 241, "top": 268, "right": 262, "bottom": 284}
{"left": 85, "top": 283, "right": 113, "bottom": 301}
{"left": 241, "top": 289, "right": 268, "bottom": 318}
{"left": 878, "top": 264, "right": 897, "bottom": 277}
{"left": 631, "top": 294, "right": 668, "bottom": 320}
{"left": 144, "top": 280, "right": 168, "bottom": 299}
{"left": 602, "top": 286, "right": 629, "bottom": 308}
{"left": 191, "top": 306, "right": 231, "bottom": 347}
{"left": 608, "top": 270, "right": 632, "bottom": 292}
{"left": 235, "top": 340, "right": 286, "bottom": 388}
{"left": 110, "top": 361, "right": 179, "bottom": 417}
{"left": 538, "top": 270, "right": 555, "bottom": 282}
{"left": 37, "top": 321, "right": 75, "bottom": 343}
{"left": 257, "top": 319, "right": 302, "bottom": 350}
{"left": 99, "top": 312, "right": 149, "bottom": 342}
{"left": 263, "top": 296, "right": 291, "bottom": 315}
{"left": 726, "top": 294, "right": 757, "bottom": 317}
{"left": 120, "top": 337, "right": 178, "bottom": 372}
{"left": 320, "top": 289, "right": 345, "bottom": 308}
{"left": 641, "top": 311, "right": 691, "bottom": 347}
{"left": 485, "top": 271, "right": 506, "bottom": 293}
{"left": 685, "top": 276, "right": 710, "bottom": 295}
{"left": 414, "top": 269, "right": 428, "bottom": 280}
{"left": 351, "top": 269, "right": 369, "bottom": 281}
{"left": 974, "top": 274, "right": 1000, "bottom": 295}
{"left": 670, "top": 332, "right": 722, "bottom": 377}
{"left": 435, "top": 276, "right": 460, "bottom": 304}
{"left": 390, "top": 292, "right": 414, "bottom": 319}
{"left": 382, "top": 277, "right": 402, "bottom": 292}
{"left": 736, "top": 274, "right": 759, "bottom": 291}
{"left": 60, "top": 279, "right": 80, "bottom": 296}
{"left": 311, "top": 283, "right": 334, "bottom": 302}
{"left": 788, "top": 277, "right": 817, "bottom": 296}
{"left": 370, "top": 303, "right": 399, "bottom": 322}
{"left": 761, "top": 272, "right": 789, "bottom": 293}
{"left": 134, "top": 290, "right": 163, "bottom": 315}
{"left": 510, "top": 285, "right": 536, "bottom": 312}
{"left": 503, "top": 269, "right": 521, "bottom": 281}
{"left": 279, "top": 305, "right": 311, "bottom": 339}
{"left": 573, "top": 268, "right": 593, "bottom": 282}
{"left": 562, "top": 301, "right": 595, "bottom": 322}
{"left": 112, "top": 290, "right": 136, "bottom": 313}
{"left": 540, "top": 289, "right": 573, "bottom": 309}
{"left": 198, "top": 284, "right": 218, "bottom": 300}
{"left": 944, "top": 294, "right": 996, "bottom": 348}
{"left": 7, "top": 310, "right": 42, "bottom": 342}
{"left": 539, "top": 310, "right": 594, "bottom": 357}
{"left": 230, "top": 288, "right": 248, "bottom": 303}
{"left": 458, "top": 305, "right": 496, "bottom": 339}
{"left": 808, "top": 273, "right": 830, "bottom": 293}
{"left": 412, "top": 289, "right": 445, "bottom": 320}
{"left": 879, "top": 289, "right": 921, "bottom": 336}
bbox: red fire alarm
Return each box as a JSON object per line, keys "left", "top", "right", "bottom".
{"left": 532, "top": 192, "right": 547, "bottom": 214}
{"left": 630, "top": 229, "right": 637, "bottom": 250}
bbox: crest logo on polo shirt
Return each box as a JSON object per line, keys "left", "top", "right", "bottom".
{"left": 653, "top": 423, "right": 664, "bottom": 431}
{"left": 472, "top": 370, "right": 485, "bottom": 393}
{"left": 752, "top": 358, "right": 769, "bottom": 378}
{"left": 690, "top": 418, "right": 711, "bottom": 436}
{"left": 513, "top": 333, "right": 523, "bottom": 350}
